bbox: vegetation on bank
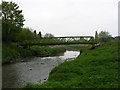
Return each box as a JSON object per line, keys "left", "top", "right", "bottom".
{"left": 2, "top": 43, "right": 91, "bottom": 64}
{"left": 64, "top": 44, "right": 91, "bottom": 52}
{"left": 2, "top": 43, "right": 66, "bottom": 64}
{"left": 2, "top": 1, "right": 119, "bottom": 88}
{"left": 24, "top": 41, "right": 119, "bottom": 88}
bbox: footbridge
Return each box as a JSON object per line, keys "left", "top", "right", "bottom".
{"left": 18, "top": 36, "right": 99, "bottom": 47}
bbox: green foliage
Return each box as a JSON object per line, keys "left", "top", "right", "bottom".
{"left": 2, "top": 43, "right": 66, "bottom": 64}
{"left": 15, "top": 28, "right": 39, "bottom": 42}
{"left": 25, "top": 41, "right": 119, "bottom": 88}
{"left": 2, "top": 1, "right": 40, "bottom": 42}
{"left": 2, "top": 1, "right": 25, "bottom": 26}
{"left": 98, "top": 31, "right": 112, "bottom": 42}
{"left": 30, "top": 46, "right": 66, "bottom": 57}
{"left": 40, "top": 81, "right": 64, "bottom": 88}
{"left": 2, "top": 43, "right": 20, "bottom": 63}
{"left": 2, "top": 1, "right": 25, "bottom": 41}
{"left": 64, "top": 45, "right": 91, "bottom": 51}
{"left": 23, "top": 83, "right": 41, "bottom": 88}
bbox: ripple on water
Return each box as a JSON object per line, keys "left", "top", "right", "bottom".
{"left": 2, "top": 50, "right": 80, "bottom": 88}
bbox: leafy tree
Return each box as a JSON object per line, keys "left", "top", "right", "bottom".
{"left": 2, "top": 1, "right": 25, "bottom": 41}
{"left": 15, "top": 28, "right": 39, "bottom": 42}
{"left": 44, "top": 33, "right": 54, "bottom": 38}
{"left": 98, "top": 31, "right": 112, "bottom": 42}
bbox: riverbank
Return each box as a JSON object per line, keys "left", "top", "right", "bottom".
{"left": 3, "top": 50, "right": 80, "bottom": 88}
{"left": 24, "top": 41, "right": 119, "bottom": 88}
{"left": 2, "top": 43, "right": 66, "bottom": 64}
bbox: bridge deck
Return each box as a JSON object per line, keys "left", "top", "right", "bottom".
{"left": 45, "top": 36, "right": 94, "bottom": 38}
{"left": 18, "top": 36, "right": 99, "bottom": 47}
{"left": 20, "top": 42, "right": 97, "bottom": 46}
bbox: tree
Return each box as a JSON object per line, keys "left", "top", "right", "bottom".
{"left": 38, "top": 31, "right": 42, "bottom": 38}
{"left": 98, "top": 31, "right": 112, "bottom": 42}
{"left": 44, "top": 33, "right": 54, "bottom": 38}
{"left": 15, "top": 28, "right": 39, "bottom": 42}
{"left": 95, "top": 31, "right": 98, "bottom": 39}
{"left": 34, "top": 30, "right": 36, "bottom": 34}
{"left": 94, "top": 31, "right": 100, "bottom": 43}
{"left": 2, "top": 1, "right": 25, "bottom": 41}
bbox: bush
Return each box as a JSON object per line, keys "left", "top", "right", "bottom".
{"left": 98, "top": 31, "right": 112, "bottom": 42}
{"left": 2, "top": 43, "right": 20, "bottom": 63}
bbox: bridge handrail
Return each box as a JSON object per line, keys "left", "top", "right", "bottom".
{"left": 43, "top": 36, "right": 94, "bottom": 38}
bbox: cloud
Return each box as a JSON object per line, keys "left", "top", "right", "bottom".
{"left": 5, "top": 0, "right": 118, "bottom": 36}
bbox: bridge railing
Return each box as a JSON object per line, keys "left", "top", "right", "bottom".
{"left": 18, "top": 36, "right": 99, "bottom": 46}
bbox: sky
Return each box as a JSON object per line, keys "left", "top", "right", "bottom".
{"left": 5, "top": 0, "right": 119, "bottom": 37}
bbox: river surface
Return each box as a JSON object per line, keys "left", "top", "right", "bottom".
{"left": 2, "top": 50, "right": 80, "bottom": 88}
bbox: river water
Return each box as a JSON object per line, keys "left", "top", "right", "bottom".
{"left": 2, "top": 50, "right": 80, "bottom": 88}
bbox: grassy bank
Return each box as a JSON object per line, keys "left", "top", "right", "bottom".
{"left": 24, "top": 41, "right": 119, "bottom": 88}
{"left": 2, "top": 43, "right": 66, "bottom": 64}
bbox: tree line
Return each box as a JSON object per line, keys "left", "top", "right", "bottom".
{"left": 2, "top": 1, "right": 55, "bottom": 43}
{"left": 2, "top": 1, "right": 117, "bottom": 43}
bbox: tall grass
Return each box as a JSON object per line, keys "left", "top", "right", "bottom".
{"left": 30, "top": 46, "right": 66, "bottom": 57}
{"left": 2, "top": 43, "right": 66, "bottom": 64}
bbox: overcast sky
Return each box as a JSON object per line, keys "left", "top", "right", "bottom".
{"left": 6, "top": 0, "right": 119, "bottom": 37}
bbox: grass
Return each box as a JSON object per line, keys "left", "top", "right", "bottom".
{"left": 30, "top": 46, "right": 66, "bottom": 57}
{"left": 2, "top": 43, "right": 66, "bottom": 64}
{"left": 24, "top": 41, "right": 119, "bottom": 88}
